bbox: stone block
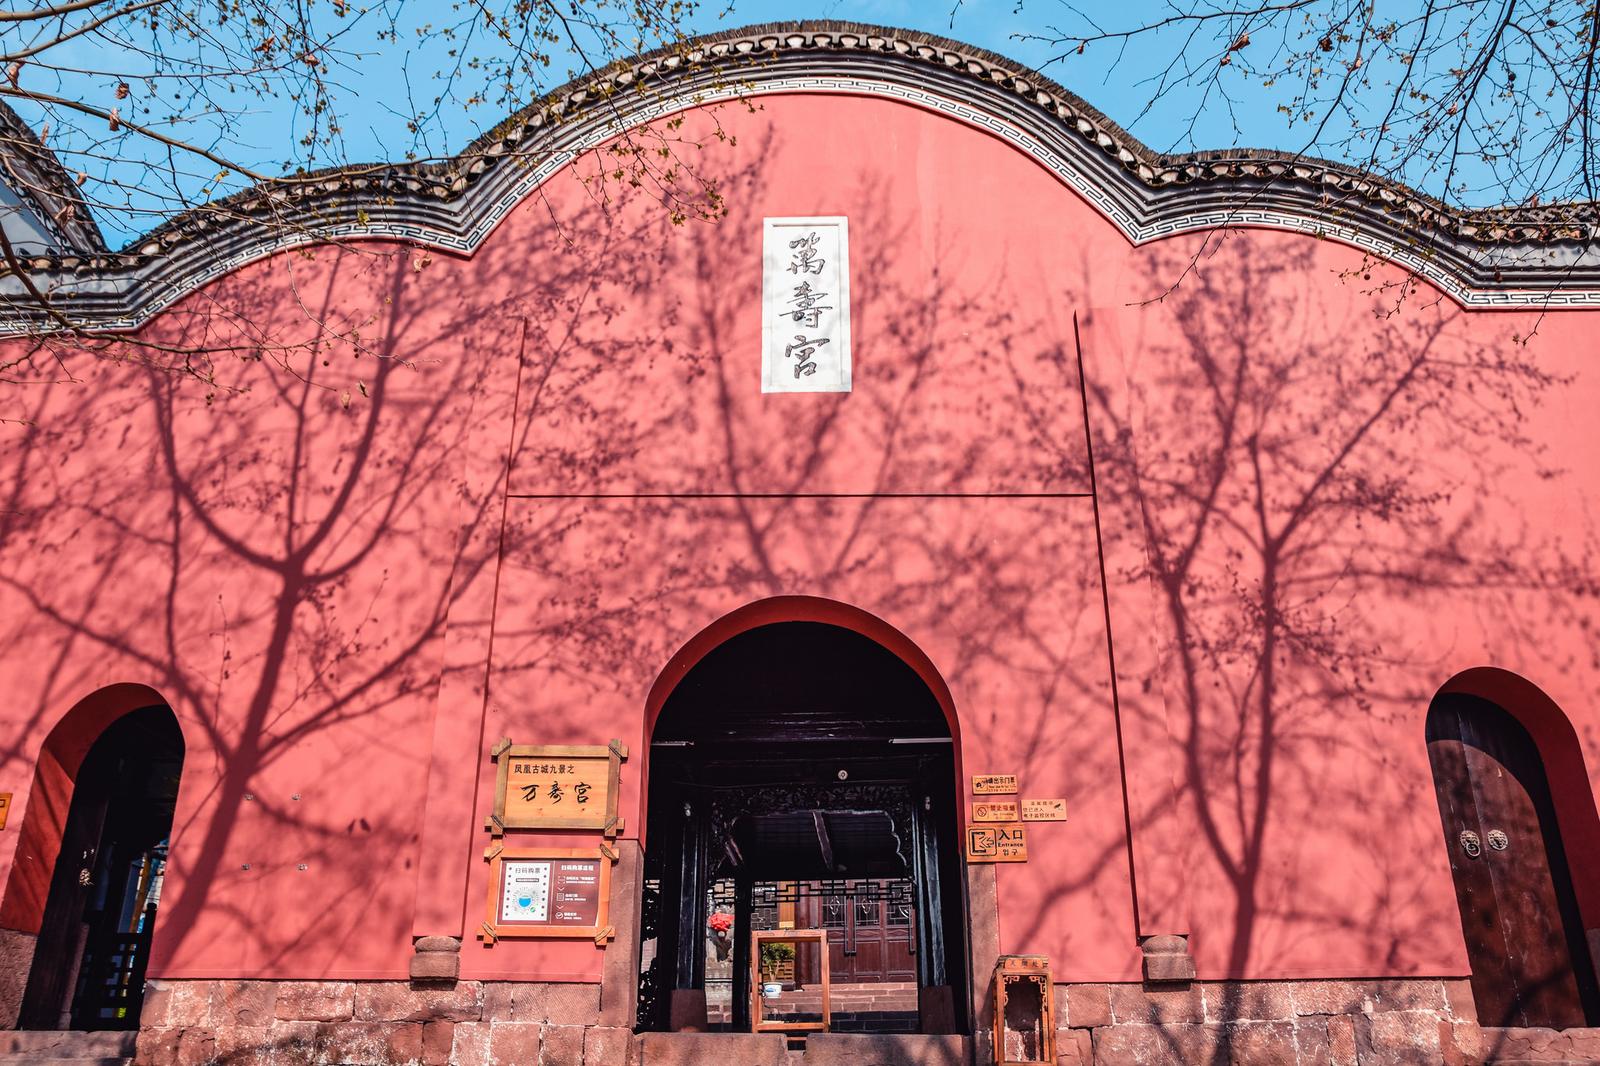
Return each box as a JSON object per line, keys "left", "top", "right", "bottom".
{"left": 168, "top": 980, "right": 220, "bottom": 1026}
{"left": 542, "top": 983, "right": 602, "bottom": 1025}
{"left": 177, "top": 1028, "right": 217, "bottom": 1066}
{"left": 423, "top": 1021, "right": 455, "bottom": 1065}
{"left": 218, "top": 980, "right": 279, "bottom": 1028}
{"left": 542, "top": 1023, "right": 585, "bottom": 1065}
{"left": 1444, "top": 979, "right": 1477, "bottom": 1022}
{"left": 354, "top": 980, "right": 483, "bottom": 1022}
{"left": 135, "top": 1026, "right": 182, "bottom": 1066}
{"left": 638, "top": 1033, "right": 789, "bottom": 1066}
{"left": 277, "top": 981, "right": 356, "bottom": 1022}
{"left": 141, "top": 979, "right": 176, "bottom": 1028}
{"left": 1294, "top": 1016, "right": 1330, "bottom": 1064}
{"left": 214, "top": 1024, "right": 274, "bottom": 1066}
{"left": 1063, "top": 984, "right": 1111, "bottom": 1029}
{"left": 1109, "top": 983, "right": 1205, "bottom": 1025}
{"left": 315, "top": 1021, "right": 424, "bottom": 1065}
{"left": 584, "top": 1025, "right": 637, "bottom": 1066}
{"left": 1056, "top": 1028, "right": 1092, "bottom": 1066}
{"left": 1090, "top": 1023, "right": 1186, "bottom": 1066}
{"left": 1291, "top": 980, "right": 1368, "bottom": 1017}
{"left": 1478, "top": 1026, "right": 1569, "bottom": 1060}
{"left": 802, "top": 1034, "right": 970, "bottom": 1065}
{"left": 482, "top": 982, "right": 535, "bottom": 1021}
{"left": 489, "top": 1021, "right": 544, "bottom": 1065}
{"left": 1219, "top": 1021, "right": 1297, "bottom": 1065}
{"left": 1328, "top": 1014, "right": 1358, "bottom": 1066}
{"left": 451, "top": 1021, "right": 493, "bottom": 1066}
{"left": 1441, "top": 1020, "right": 1483, "bottom": 1066}
{"left": 411, "top": 951, "right": 462, "bottom": 981}
{"left": 266, "top": 1021, "right": 319, "bottom": 1064}
{"left": 1365, "top": 979, "right": 1447, "bottom": 1014}
{"left": 666, "top": 989, "right": 706, "bottom": 1032}
{"left": 1365, "top": 1010, "right": 1441, "bottom": 1065}
{"left": 1202, "top": 982, "right": 1293, "bottom": 1022}
{"left": 1139, "top": 935, "right": 1196, "bottom": 985}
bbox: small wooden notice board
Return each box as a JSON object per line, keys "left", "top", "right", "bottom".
{"left": 481, "top": 846, "right": 615, "bottom": 945}
{"left": 486, "top": 739, "right": 626, "bottom": 836}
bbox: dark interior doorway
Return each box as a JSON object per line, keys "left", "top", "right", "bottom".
{"left": 20, "top": 706, "right": 184, "bottom": 1031}
{"left": 636, "top": 621, "right": 968, "bottom": 1035}
{"left": 1427, "top": 692, "right": 1600, "bottom": 1028}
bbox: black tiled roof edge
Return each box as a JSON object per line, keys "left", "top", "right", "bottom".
{"left": 1, "top": 21, "right": 1597, "bottom": 327}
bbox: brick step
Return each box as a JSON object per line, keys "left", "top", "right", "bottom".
{"left": 0, "top": 1031, "right": 137, "bottom": 1058}
{"left": 0, "top": 1058, "right": 130, "bottom": 1065}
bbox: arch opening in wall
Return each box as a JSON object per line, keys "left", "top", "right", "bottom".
{"left": 9, "top": 693, "right": 185, "bottom": 1032}
{"left": 634, "top": 601, "right": 968, "bottom": 1038}
{"left": 1426, "top": 670, "right": 1600, "bottom": 1029}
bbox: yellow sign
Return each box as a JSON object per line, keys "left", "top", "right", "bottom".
{"left": 965, "top": 823, "right": 1028, "bottom": 863}
{"left": 971, "top": 774, "right": 1018, "bottom": 795}
{"left": 1021, "top": 798, "right": 1067, "bottom": 822}
{"left": 971, "top": 800, "right": 1018, "bottom": 822}
{"left": 487, "top": 740, "right": 626, "bottom": 836}
{"left": 0, "top": 793, "right": 10, "bottom": 831}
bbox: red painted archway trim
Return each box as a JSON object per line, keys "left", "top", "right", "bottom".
{"left": 0, "top": 683, "right": 178, "bottom": 933}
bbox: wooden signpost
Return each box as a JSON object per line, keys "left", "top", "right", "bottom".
{"left": 966, "top": 824, "right": 1029, "bottom": 863}
{"left": 486, "top": 738, "right": 626, "bottom": 837}
{"left": 480, "top": 845, "right": 617, "bottom": 945}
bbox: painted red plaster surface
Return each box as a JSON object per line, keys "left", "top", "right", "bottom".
{"left": 0, "top": 90, "right": 1595, "bottom": 993}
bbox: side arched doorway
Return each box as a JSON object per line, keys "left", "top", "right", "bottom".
{"left": 18, "top": 704, "right": 185, "bottom": 1031}
{"left": 636, "top": 614, "right": 968, "bottom": 1037}
{"left": 1426, "top": 689, "right": 1600, "bottom": 1028}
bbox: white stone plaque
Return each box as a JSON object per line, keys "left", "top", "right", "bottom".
{"left": 761, "top": 216, "right": 851, "bottom": 393}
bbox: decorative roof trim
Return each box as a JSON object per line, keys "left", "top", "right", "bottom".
{"left": 2, "top": 20, "right": 1598, "bottom": 332}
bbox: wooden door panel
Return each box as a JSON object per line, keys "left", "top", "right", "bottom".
{"left": 1429, "top": 694, "right": 1595, "bottom": 1029}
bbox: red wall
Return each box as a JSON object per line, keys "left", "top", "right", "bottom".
{"left": 0, "top": 90, "right": 1596, "bottom": 987}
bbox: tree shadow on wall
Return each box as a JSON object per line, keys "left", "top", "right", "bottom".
{"left": 1085, "top": 238, "right": 1599, "bottom": 1060}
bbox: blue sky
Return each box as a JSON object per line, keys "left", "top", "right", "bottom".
{"left": 10, "top": 1, "right": 1563, "bottom": 246}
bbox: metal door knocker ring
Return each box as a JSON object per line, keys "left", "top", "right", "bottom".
{"left": 1459, "top": 830, "right": 1482, "bottom": 858}
{"left": 1487, "top": 829, "right": 1509, "bottom": 851}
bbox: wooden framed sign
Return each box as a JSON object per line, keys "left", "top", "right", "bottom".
{"left": 486, "top": 738, "right": 626, "bottom": 836}
{"left": 971, "top": 800, "right": 1019, "bottom": 822}
{"left": 972, "top": 774, "right": 1018, "bottom": 795}
{"left": 480, "top": 845, "right": 616, "bottom": 945}
{"left": 1021, "top": 798, "right": 1067, "bottom": 822}
{"left": 966, "top": 823, "right": 1029, "bottom": 863}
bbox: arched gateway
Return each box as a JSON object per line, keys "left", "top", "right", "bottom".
{"left": 636, "top": 602, "right": 969, "bottom": 1036}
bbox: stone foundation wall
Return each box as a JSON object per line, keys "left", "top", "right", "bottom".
{"left": 130, "top": 974, "right": 1600, "bottom": 1065}
{"left": 135, "top": 979, "right": 632, "bottom": 1066}
{"left": 1052, "top": 977, "right": 1522, "bottom": 1066}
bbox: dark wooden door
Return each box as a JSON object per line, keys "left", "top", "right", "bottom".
{"left": 808, "top": 883, "right": 915, "bottom": 983}
{"left": 1427, "top": 693, "right": 1599, "bottom": 1028}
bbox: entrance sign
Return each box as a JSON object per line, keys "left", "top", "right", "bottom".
{"left": 1021, "top": 799, "right": 1067, "bottom": 822}
{"left": 480, "top": 845, "right": 615, "bottom": 944}
{"left": 761, "top": 217, "right": 852, "bottom": 393}
{"left": 486, "top": 738, "right": 626, "bottom": 836}
{"left": 966, "top": 824, "right": 1029, "bottom": 863}
{"left": 972, "top": 800, "right": 1018, "bottom": 822}
{"left": 972, "top": 774, "right": 1019, "bottom": 795}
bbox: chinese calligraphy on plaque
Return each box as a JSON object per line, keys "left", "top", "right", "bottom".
{"left": 761, "top": 217, "right": 852, "bottom": 393}
{"left": 485, "top": 740, "right": 627, "bottom": 836}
